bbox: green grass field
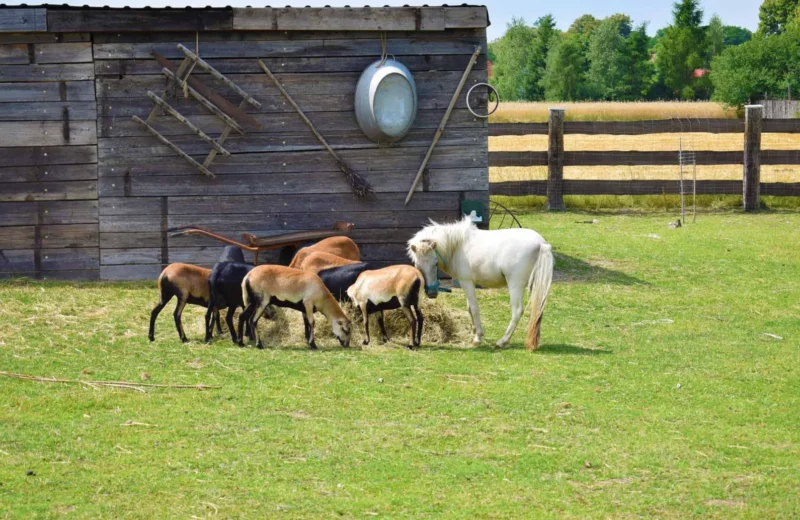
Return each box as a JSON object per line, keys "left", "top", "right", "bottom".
{"left": 1, "top": 212, "right": 799, "bottom": 518}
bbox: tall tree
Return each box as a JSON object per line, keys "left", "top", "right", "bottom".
{"left": 543, "top": 33, "right": 588, "bottom": 100}
{"left": 722, "top": 26, "right": 753, "bottom": 46}
{"left": 711, "top": 26, "right": 800, "bottom": 106}
{"left": 586, "top": 15, "right": 650, "bottom": 100}
{"left": 757, "top": 0, "right": 800, "bottom": 36}
{"left": 527, "top": 14, "right": 559, "bottom": 100}
{"left": 707, "top": 15, "right": 726, "bottom": 57}
{"left": 656, "top": 0, "right": 707, "bottom": 99}
{"left": 488, "top": 18, "right": 537, "bottom": 101}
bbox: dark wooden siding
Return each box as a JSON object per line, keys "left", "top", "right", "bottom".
{"left": 94, "top": 28, "right": 488, "bottom": 280}
{"left": 0, "top": 8, "right": 490, "bottom": 281}
{"left": 0, "top": 32, "right": 99, "bottom": 280}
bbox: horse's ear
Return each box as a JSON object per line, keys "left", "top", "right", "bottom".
{"left": 429, "top": 240, "right": 437, "bottom": 250}
{"left": 410, "top": 244, "right": 417, "bottom": 253}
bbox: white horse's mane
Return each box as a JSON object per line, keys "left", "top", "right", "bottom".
{"left": 407, "top": 216, "right": 475, "bottom": 262}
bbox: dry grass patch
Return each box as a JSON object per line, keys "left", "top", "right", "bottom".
{"left": 490, "top": 101, "right": 737, "bottom": 123}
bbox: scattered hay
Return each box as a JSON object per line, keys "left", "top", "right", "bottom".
{"left": 248, "top": 299, "right": 473, "bottom": 349}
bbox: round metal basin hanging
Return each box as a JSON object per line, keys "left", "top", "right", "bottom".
{"left": 355, "top": 59, "right": 418, "bottom": 144}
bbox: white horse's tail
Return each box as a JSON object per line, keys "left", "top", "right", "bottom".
{"left": 526, "top": 243, "right": 553, "bottom": 351}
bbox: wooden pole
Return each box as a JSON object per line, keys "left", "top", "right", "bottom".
{"left": 743, "top": 104, "right": 763, "bottom": 211}
{"left": 146, "top": 91, "right": 231, "bottom": 157}
{"left": 404, "top": 45, "right": 482, "bottom": 206}
{"left": 162, "top": 68, "right": 245, "bottom": 134}
{"left": 177, "top": 44, "right": 261, "bottom": 108}
{"left": 547, "top": 108, "right": 565, "bottom": 211}
{"left": 132, "top": 116, "right": 215, "bottom": 178}
{"left": 679, "top": 137, "right": 685, "bottom": 223}
{"left": 258, "top": 59, "right": 372, "bottom": 197}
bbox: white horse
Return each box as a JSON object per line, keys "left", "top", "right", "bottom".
{"left": 407, "top": 216, "right": 554, "bottom": 350}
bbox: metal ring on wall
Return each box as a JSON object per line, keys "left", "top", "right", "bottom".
{"left": 466, "top": 82, "right": 499, "bottom": 118}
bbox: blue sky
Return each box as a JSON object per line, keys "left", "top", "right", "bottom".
{"left": 25, "top": 0, "right": 761, "bottom": 42}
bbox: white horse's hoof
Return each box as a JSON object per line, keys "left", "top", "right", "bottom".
{"left": 471, "top": 337, "right": 482, "bottom": 346}
{"left": 495, "top": 339, "right": 509, "bottom": 348}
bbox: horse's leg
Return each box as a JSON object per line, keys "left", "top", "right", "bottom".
{"left": 304, "top": 301, "right": 317, "bottom": 350}
{"left": 460, "top": 281, "right": 484, "bottom": 346}
{"left": 173, "top": 298, "right": 189, "bottom": 342}
{"left": 359, "top": 303, "right": 370, "bottom": 347}
{"left": 377, "top": 311, "right": 389, "bottom": 343}
{"left": 497, "top": 280, "right": 525, "bottom": 348}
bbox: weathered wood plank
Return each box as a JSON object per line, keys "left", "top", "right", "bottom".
{"left": 91, "top": 29, "right": 484, "bottom": 44}
{"left": 0, "top": 44, "right": 29, "bottom": 64}
{"left": 0, "top": 164, "right": 96, "bottom": 183}
{"left": 98, "top": 168, "right": 487, "bottom": 198}
{"left": 0, "top": 249, "right": 33, "bottom": 272}
{"left": 0, "top": 121, "right": 96, "bottom": 147}
{"left": 0, "top": 9, "right": 47, "bottom": 33}
{"left": 0, "top": 224, "right": 98, "bottom": 249}
{"left": 131, "top": 115, "right": 216, "bottom": 178}
{"left": 99, "top": 145, "right": 487, "bottom": 177}
{"left": 98, "top": 109, "right": 485, "bottom": 138}
{"left": 490, "top": 119, "right": 800, "bottom": 135}
{"left": 232, "top": 7, "right": 448, "bottom": 32}
{"left": 0, "top": 63, "right": 94, "bottom": 82}
{"left": 444, "top": 7, "right": 489, "bottom": 29}
{"left": 0, "top": 181, "right": 98, "bottom": 202}
{"left": 47, "top": 9, "right": 233, "bottom": 32}
{"left": 100, "top": 264, "right": 161, "bottom": 281}
{"left": 0, "top": 267, "right": 101, "bottom": 281}
{"left": 99, "top": 226, "right": 440, "bottom": 251}
{"left": 97, "top": 127, "right": 484, "bottom": 158}
{"left": 490, "top": 180, "right": 800, "bottom": 197}
{"left": 93, "top": 37, "right": 484, "bottom": 60}
{"left": 0, "top": 101, "right": 96, "bottom": 121}
{"left": 0, "top": 33, "right": 89, "bottom": 44}
{"left": 743, "top": 105, "right": 763, "bottom": 211}
{"left": 34, "top": 42, "right": 93, "bottom": 64}
{"left": 100, "top": 231, "right": 162, "bottom": 249}
{"left": 0, "top": 200, "right": 98, "bottom": 226}
{"left": 489, "top": 150, "right": 754, "bottom": 167}
{"left": 95, "top": 54, "right": 486, "bottom": 77}
{"left": 0, "top": 146, "right": 97, "bottom": 167}
{"left": 0, "top": 81, "right": 95, "bottom": 102}
{"left": 100, "top": 191, "right": 465, "bottom": 218}
{"left": 101, "top": 242, "right": 411, "bottom": 267}
{"left": 40, "top": 247, "right": 99, "bottom": 271}
{"left": 98, "top": 87, "right": 487, "bottom": 116}
{"left": 96, "top": 69, "right": 484, "bottom": 99}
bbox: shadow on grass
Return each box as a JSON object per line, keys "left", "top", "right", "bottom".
{"left": 555, "top": 253, "right": 647, "bottom": 286}
{"left": 535, "top": 343, "right": 612, "bottom": 356}
{"left": 422, "top": 342, "right": 611, "bottom": 355}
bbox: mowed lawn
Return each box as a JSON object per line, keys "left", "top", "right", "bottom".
{"left": 1, "top": 212, "right": 799, "bottom": 519}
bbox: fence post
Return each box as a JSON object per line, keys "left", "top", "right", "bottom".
{"left": 743, "top": 104, "right": 763, "bottom": 211}
{"left": 547, "top": 108, "right": 565, "bottom": 210}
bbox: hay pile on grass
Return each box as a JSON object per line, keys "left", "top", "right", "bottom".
{"left": 250, "top": 299, "right": 473, "bottom": 349}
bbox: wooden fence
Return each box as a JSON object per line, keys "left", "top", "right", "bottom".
{"left": 488, "top": 105, "right": 800, "bottom": 210}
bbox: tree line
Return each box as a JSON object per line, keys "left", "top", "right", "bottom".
{"left": 489, "top": 0, "right": 800, "bottom": 108}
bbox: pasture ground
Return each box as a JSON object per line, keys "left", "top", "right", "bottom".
{"left": 1, "top": 212, "right": 799, "bottom": 518}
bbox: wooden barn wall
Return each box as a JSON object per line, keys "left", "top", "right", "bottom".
{"left": 0, "top": 32, "right": 99, "bottom": 280}
{"left": 94, "top": 29, "right": 489, "bottom": 280}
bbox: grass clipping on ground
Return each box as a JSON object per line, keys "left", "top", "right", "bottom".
{"left": 255, "top": 300, "right": 473, "bottom": 349}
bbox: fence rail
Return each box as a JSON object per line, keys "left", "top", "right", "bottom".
{"left": 488, "top": 106, "right": 800, "bottom": 210}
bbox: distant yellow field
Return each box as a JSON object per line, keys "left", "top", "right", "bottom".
{"left": 489, "top": 101, "right": 737, "bottom": 123}
{"left": 488, "top": 102, "right": 800, "bottom": 184}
